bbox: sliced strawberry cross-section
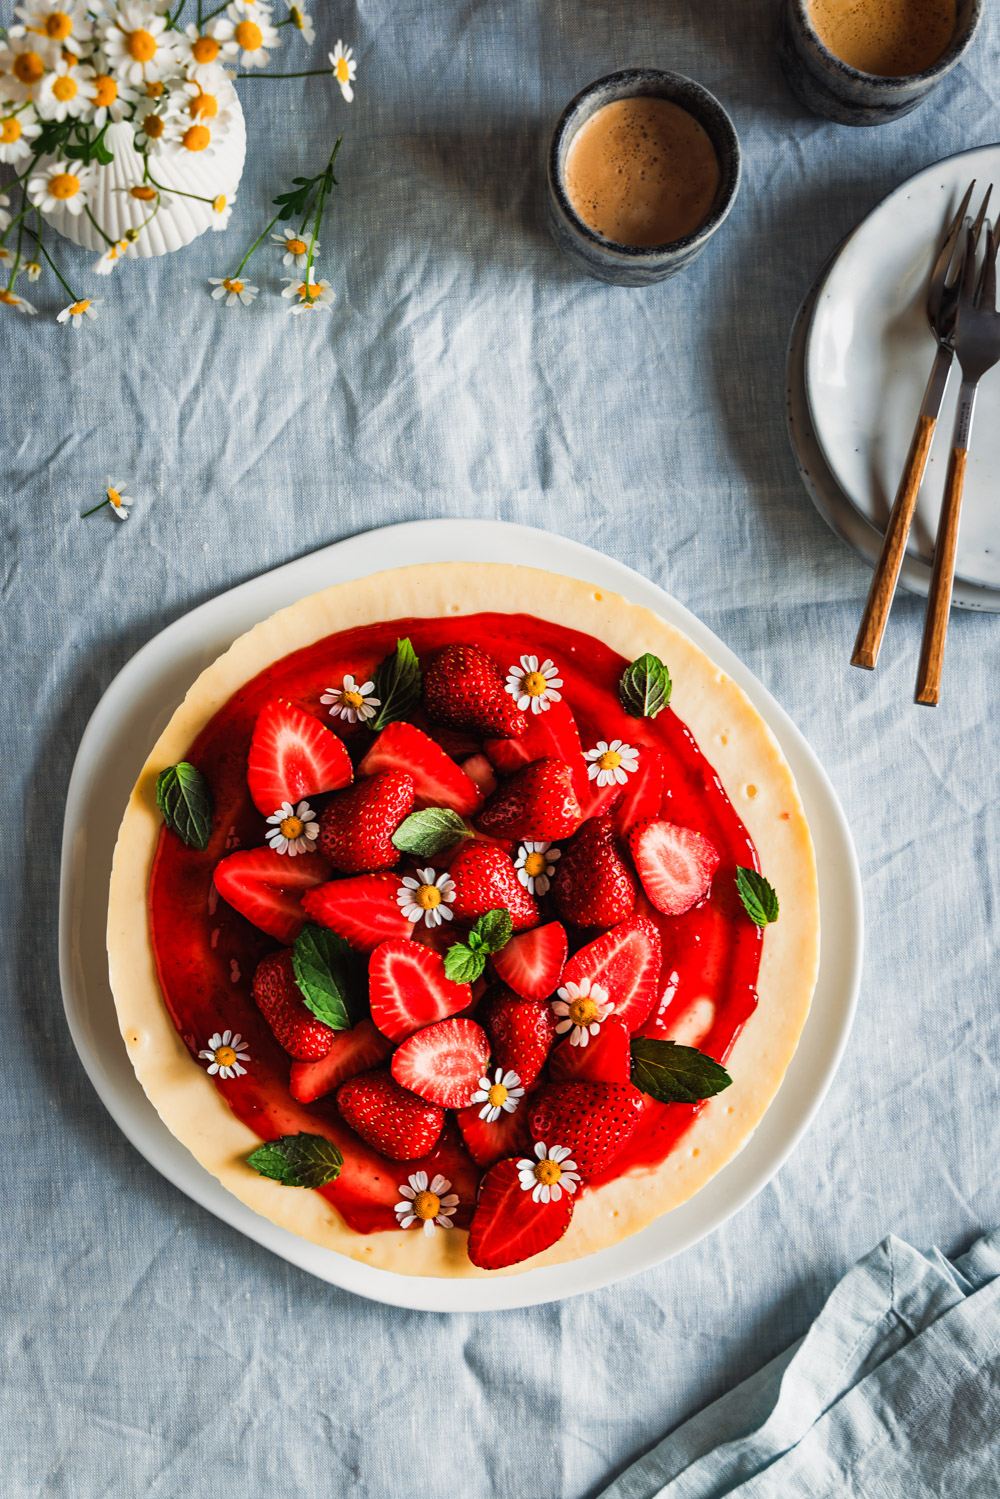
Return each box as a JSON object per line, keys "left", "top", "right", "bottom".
{"left": 247, "top": 698, "right": 352, "bottom": 817}
{"left": 447, "top": 841, "right": 539, "bottom": 931}
{"left": 368, "top": 938, "right": 472, "bottom": 1043}
{"left": 359, "top": 720, "right": 483, "bottom": 817}
{"left": 391, "top": 1017, "right": 491, "bottom": 1109}
{"left": 491, "top": 920, "right": 567, "bottom": 1000}
{"left": 627, "top": 818, "right": 720, "bottom": 917}
{"left": 213, "top": 845, "right": 332, "bottom": 944}
{"left": 336, "top": 1069, "right": 445, "bottom": 1162}
{"left": 476, "top": 758, "right": 583, "bottom": 842}
{"left": 613, "top": 747, "right": 666, "bottom": 836}
{"left": 549, "top": 1015, "right": 631, "bottom": 1085}
{"left": 317, "top": 770, "right": 415, "bottom": 874}
{"left": 560, "top": 915, "right": 662, "bottom": 1033}
{"left": 529, "top": 1080, "right": 644, "bottom": 1179}
{"left": 289, "top": 1018, "right": 394, "bottom": 1103}
{"left": 467, "top": 1155, "right": 576, "bottom": 1270}
{"left": 484, "top": 698, "right": 589, "bottom": 801}
{"left": 301, "top": 872, "right": 413, "bottom": 952}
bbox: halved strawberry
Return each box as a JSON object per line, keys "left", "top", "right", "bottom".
{"left": 358, "top": 721, "right": 483, "bottom": 817}
{"left": 476, "top": 758, "right": 583, "bottom": 842}
{"left": 456, "top": 1098, "right": 532, "bottom": 1169}
{"left": 484, "top": 698, "right": 589, "bottom": 800}
{"left": 550, "top": 815, "right": 636, "bottom": 927}
{"left": 491, "top": 921, "right": 568, "bottom": 1000}
{"left": 423, "top": 644, "right": 528, "bottom": 738}
{"left": 252, "top": 950, "right": 335, "bottom": 1061}
{"left": 627, "top": 819, "right": 720, "bottom": 916}
{"left": 460, "top": 753, "right": 498, "bottom": 798}
{"left": 301, "top": 872, "right": 413, "bottom": 952}
{"left": 213, "top": 846, "right": 332, "bottom": 943}
{"left": 289, "top": 1017, "right": 393, "bottom": 1102}
{"left": 368, "top": 939, "right": 472, "bottom": 1043}
{"left": 391, "top": 1017, "right": 491, "bottom": 1108}
{"left": 447, "top": 841, "right": 538, "bottom": 930}
{"left": 467, "top": 1156, "right": 575, "bottom": 1270}
{"left": 317, "top": 770, "right": 415, "bottom": 874}
{"left": 529, "top": 1081, "right": 644, "bottom": 1178}
{"left": 613, "top": 748, "right": 666, "bottom": 836}
{"left": 246, "top": 698, "right": 353, "bottom": 816}
{"left": 478, "top": 985, "right": 557, "bottom": 1088}
{"left": 337, "top": 1069, "right": 445, "bottom": 1161}
{"left": 561, "top": 915, "right": 662, "bottom": 1032}
{"left": 549, "top": 1016, "right": 631, "bottom": 1084}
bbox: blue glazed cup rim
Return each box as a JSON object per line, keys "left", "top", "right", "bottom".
{"left": 789, "top": 0, "right": 983, "bottom": 88}
{"left": 547, "top": 68, "right": 742, "bottom": 262}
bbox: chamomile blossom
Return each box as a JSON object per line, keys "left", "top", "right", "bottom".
{"left": 265, "top": 799, "right": 319, "bottom": 856}
{"left": 470, "top": 1068, "right": 524, "bottom": 1123}
{"left": 0, "top": 104, "right": 42, "bottom": 162}
{"left": 208, "top": 274, "right": 258, "bottom": 307}
{"left": 280, "top": 275, "right": 335, "bottom": 314}
{"left": 0, "top": 246, "right": 13, "bottom": 266}
{"left": 0, "top": 287, "right": 37, "bottom": 315}
{"left": 174, "top": 23, "right": 229, "bottom": 85}
{"left": 12, "top": 1, "right": 93, "bottom": 58}
{"left": 131, "top": 97, "right": 170, "bottom": 152}
{"left": 169, "top": 116, "right": 220, "bottom": 157}
{"left": 1, "top": 34, "right": 52, "bottom": 101}
{"left": 89, "top": 71, "right": 137, "bottom": 128}
{"left": 320, "top": 674, "right": 379, "bottom": 724}
{"left": 585, "top": 738, "right": 639, "bottom": 787}
{"left": 551, "top": 977, "right": 614, "bottom": 1048}
{"left": 100, "top": 4, "right": 180, "bottom": 88}
{"left": 211, "top": 193, "right": 234, "bottom": 230}
{"left": 84, "top": 477, "right": 133, "bottom": 520}
{"left": 35, "top": 58, "right": 97, "bottom": 122}
{"left": 272, "top": 228, "right": 318, "bottom": 269}
{"left": 199, "top": 1029, "right": 250, "bottom": 1079}
{"left": 396, "top": 868, "right": 456, "bottom": 928}
{"left": 514, "top": 840, "right": 560, "bottom": 897}
{"left": 328, "top": 40, "right": 355, "bottom": 101}
{"left": 517, "top": 1142, "right": 580, "bottom": 1204}
{"left": 28, "top": 156, "right": 95, "bottom": 214}
{"left": 214, "top": 3, "right": 281, "bottom": 69}
{"left": 288, "top": 6, "right": 315, "bottom": 44}
{"left": 57, "top": 294, "right": 102, "bottom": 328}
{"left": 92, "top": 238, "right": 130, "bottom": 274}
{"left": 175, "top": 75, "right": 236, "bottom": 127}
{"left": 394, "top": 1171, "right": 458, "bottom": 1235}
{"left": 25, "top": 259, "right": 41, "bottom": 281}
{"left": 505, "top": 654, "right": 563, "bottom": 714}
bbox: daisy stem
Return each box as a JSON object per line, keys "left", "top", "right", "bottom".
{"left": 235, "top": 69, "right": 333, "bottom": 79}
{"left": 199, "top": 1, "right": 230, "bottom": 21}
{"left": 84, "top": 204, "right": 115, "bottom": 247}
{"left": 80, "top": 498, "right": 111, "bottom": 517}
{"left": 303, "top": 136, "right": 341, "bottom": 284}
{"left": 38, "top": 240, "right": 79, "bottom": 301}
{"left": 231, "top": 207, "right": 285, "bottom": 278}
{"left": 142, "top": 171, "right": 212, "bottom": 206}
{"left": 0, "top": 201, "right": 35, "bottom": 246}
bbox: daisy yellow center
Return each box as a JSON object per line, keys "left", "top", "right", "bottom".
{"left": 597, "top": 749, "right": 622, "bottom": 771}
{"left": 70, "top": 299, "right": 90, "bottom": 315}
{"left": 522, "top": 671, "right": 548, "bottom": 697}
{"left": 213, "top": 194, "right": 226, "bottom": 212}
{"left": 1, "top": 119, "right": 22, "bottom": 144}
{"left": 235, "top": 20, "right": 263, "bottom": 50}
{"left": 13, "top": 51, "right": 45, "bottom": 84}
{"left": 415, "top": 883, "right": 441, "bottom": 911}
{"left": 192, "top": 35, "right": 220, "bottom": 63}
{"left": 93, "top": 74, "right": 117, "bottom": 107}
{"left": 145, "top": 80, "right": 164, "bottom": 97}
{"left": 52, "top": 75, "right": 77, "bottom": 101}
{"left": 341, "top": 689, "right": 363, "bottom": 708}
{"left": 223, "top": 277, "right": 243, "bottom": 293}
{"left": 280, "top": 815, "right": 304, "bottom": 839}
{"left": 534, "top": 1159, "right": 562, "bottom": 1186}
{"left": 0, "top": 289, "right": 21, "bottom": 305}
{"left": 523, "top": 851, "right": 547, "bottom": 878}
{"left": 412, "top": 1190, "right": 440, "bottom": 1221}
{"left": 298, "top": 282, "right": 320, "bottom": 301}
{"left": 286, "top": 237, "right": 307, "bottom": 255}
{"left": 335, "top": 56, "right": 350, "bottom": 83}
{"left": 182, "top": 124, "right": 210, "bottom": 151}
{"left": 567, "top": 996, "right": 599, "bottom": 1027}
{"left": 142, "top": 114, "right": 164, "bottom": 138}
{"left": 214, "top": 1045, "right": 237, "bottom": 1068}
{"left": 487, "top": 1082, "right": 508, "bottom": 1107}
{"left": 49, "top": 172, "right": 80, "bottom": 199}
{"left": 129, "top": 185, "right": 157, "bottom": 200}
{"left": 126, "top": 29, "right": 158, "bottom": 63}
{"left": 107, "top": 487, "right": 122, "bottom": 507}
{"left": 190, "top": 92, "right": 217, "bottom": 119}
{"left": 44, "top": 12, "right": 74, "bottom": 39}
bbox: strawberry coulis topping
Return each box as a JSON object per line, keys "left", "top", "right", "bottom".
{"left": 148, "top": 612, "right": 763, "bottom": 1236}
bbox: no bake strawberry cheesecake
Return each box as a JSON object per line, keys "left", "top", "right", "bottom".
{"left": 108, "top": 562, "right": 819, "bottom": 1278}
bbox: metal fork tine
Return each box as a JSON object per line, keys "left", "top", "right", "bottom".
{"left": 978, "top": 223, "right": 997, "bottom": 312}
{"left": 960, "top": 222, "right": 979, "bottom": 301}
{"left": 971, "top": 184, "right": 993, "bottom": 243}
{"left": 935, "top": 180, "right": 976, "bottom": 286}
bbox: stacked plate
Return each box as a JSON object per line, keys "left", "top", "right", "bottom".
{"left": 786, "top": 143, "right": 1000, "bottom": 613}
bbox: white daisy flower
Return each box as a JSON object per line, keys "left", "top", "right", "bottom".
{"left": 198, "top": 1029, "right": 250, "bottom": 1079}
{"left": 505, "top": 654, "right": 563, "bottom": 715}
{"left": 280, "top": 275, "right": 335, "bottom": 314}
{"left": 272, "top": 228, "right": 317, "bottom": 269}
{"left": 174, "top": 24, "right": 230, "bottom": 86}
{"left": 56, "top": 294, "right": 102, "bottom": 328}
{"left": 265, "top": 799, "right": 319, "bottom": 856}
{"left": 0, "top": 35, "right": 52, "bottom": 102}
{"left": 0, "top": 247, "right": 12, "bottom": 266}
{"left": 27, "top": 156, "right": 94, "bottom": 215}
{"left": 585, "top": 738, "right": 640, "bottom": 788}
{"left": 320, "top": 674, "right": 379, "bottom": 724}
{"left": 208, "top": 274, "right": 257, "bottom": 307}
{"left": 0, "top": 105, "right": 42, "bottom": 163}
{"left": 89, "top": 72, "right": 138, "bottom": 128}
{"left": 92, "top": 238, "right": 130, "bottom": 274}
{"left": 214, "top": 3, "right": 281, "bottom": 68}
{"left": 396, "top": 867, "right": 456, "bottom": 928}
{"left": 210, "top": 192, "right": 234, "bottom": 230}
{"left": 131, "top": 96, "right": 171, "bottom": 152}
{"left": 470, "top": 1068, "right": 524, "bottom": 1123}
{"left": 394, "top": 1171, "right": 459, "bottom": 1236}
{"left": 551, "top": 977, "right": 613, "bottom": 1048}
{"left": 517, "top": 1142, "right": 580, "bottom": 1204}
{"left": 12, "top": 1, "right": 93, "bottom": 58}
{"left": 100, "top": 4, "right": 180, "bottom": 87}
{"left": 289, "top": 6, "right": 315, "bottom": 44}
{"left": 514, "top": 840, "right": 561, "bottom": 897}
{"left": 103, "top": 478, "right": 133, "bottom": 519}
{"left": 328, "top": 39, "right": 355, "bottom": 101}
{"left": 0, "top": 287, "right": 37, "bottom": 315}
{"left": 36, "top": 59, "right": 97, "bottom": 122}
{"left": 169, "top": 115, "right": 221, "bottom": 157}
{"left": 25, "top": 259, "right": 41, "bottom": 281}
{"left": 174, "top": 74, "right": 236, "bottom": 124}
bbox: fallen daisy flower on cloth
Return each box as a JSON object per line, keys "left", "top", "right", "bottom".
{"left": 81, "top": 477, "right": 134, "bottom": 521}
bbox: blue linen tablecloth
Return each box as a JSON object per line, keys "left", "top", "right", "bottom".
{"left": 3, "top": 2, "right": 1000, "bottom": 1495}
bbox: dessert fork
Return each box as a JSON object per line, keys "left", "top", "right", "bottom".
{"left": 916, "top": 220, "right": 1000, "bottom": 705}
{"left": 851, "top": 182, "right": 991, "bottom": 670}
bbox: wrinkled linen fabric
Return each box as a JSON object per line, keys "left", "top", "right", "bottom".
{"left": 2, "top": 0, "right": 1000, "bottom": 1495}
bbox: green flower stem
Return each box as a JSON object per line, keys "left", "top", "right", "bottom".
{"left": 0, "top": 201, "right": 35, "bottom": 247}
{"left": 84, "top": 204, "right": 115, "bottom": 247}
{"left": 304, "top": 136, "right": 341, "bottom": 286}
{"left": 80, "top": 497, "right": 112, "bottom": 517}
{"left": 236, "top": 69, "right": 332, "bottom": 79}
{"left": 199, "top": 2, "right": 230, "bottom": 22}
{"left": 143, "top": 170, "right": 216, "bottom": 206}
{"left": 233, "top": 207, "right": 285, "bottom": 278}
{"left": 38, "top": 240, "right": 79, "bottom": 301}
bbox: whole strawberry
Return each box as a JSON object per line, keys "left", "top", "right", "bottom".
{"left": 478, "top": 984, "right": 557, "bottom": 1088}
{"left": 252, "top": 950, "right": 335, "bottom": 1062}
{"left": 424, "top": 644, "right": 528, "bottom": 738}
{"left": 447, "top": 840, "right": 538, "bottom": 930}
{"left": 318, "top": 770, "right": 415, "bottom": 873}
{"left": 529, "top": 1080, "right": 644, "bottom": 1178}
{"left": 337, "top": 1069, "right": 445, "bottom": 1161}
{"left": 476, "top": 757, "right": 583, "bottom": 841}
{"left": 550, "top": 815, "right": 636, "bottom": 927}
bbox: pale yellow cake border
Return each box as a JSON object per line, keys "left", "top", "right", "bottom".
{"left": 107, "top": 562, "right": 820, "bottom": 1279}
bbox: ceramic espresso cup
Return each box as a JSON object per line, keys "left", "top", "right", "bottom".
{"left": 544, "top": 69, "right": 741, "bottom": 288}
{"left": 777, "top": 0, "right": 983, "bottom": 126}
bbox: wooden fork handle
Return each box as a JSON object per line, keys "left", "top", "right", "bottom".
{"left": 915, "top": 442, "right": 968, "bottom": 706}
{"left": 851, "top": 412, "right": 937, "bottom": 670}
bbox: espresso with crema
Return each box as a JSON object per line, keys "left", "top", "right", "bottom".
{"left": 808, "top": 0, "right": 956, "bottom": 76}
{"left": 563, "top": 97, "right": 720, "bottom": 248}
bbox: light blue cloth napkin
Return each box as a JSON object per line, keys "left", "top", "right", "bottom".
{"left": 599, "top": 1229, "right": 1000, "bottom": 1498}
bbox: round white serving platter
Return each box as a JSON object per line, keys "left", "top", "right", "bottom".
{"left": 59, "top": 519, "right": 863, "bottom": 1312}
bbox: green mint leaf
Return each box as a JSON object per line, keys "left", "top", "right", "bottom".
{"left": 619, "top": 653, "right": 672, "bottom": 719}
{"left": 629, "top": 1037, "right": 732, "bottom": 1104}
{"left": 471, "top": 908, "right": 513, "bottom": 954}
{"left": 735, "top": 867, "right": 779, "bottom": 927}
{"left": 443, "top": 908, "right": 512, "bottom": 984}
{"left": 392, "top": 807, "right": 471, "bottom": 857}
{"left": 247, "top": 1133, "right": 344, "bottom": 1189}
{"left": 155, "top": 762, "right": 214, "bottom": 851}
{"left": 444, "top": 943, "right": 487, "bottom": 984}
{"left": 292, "top": 925, "right": 353, "bottom": 1031}
{"left": 369, "top": 637, "right": 422, "bottom": 730}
